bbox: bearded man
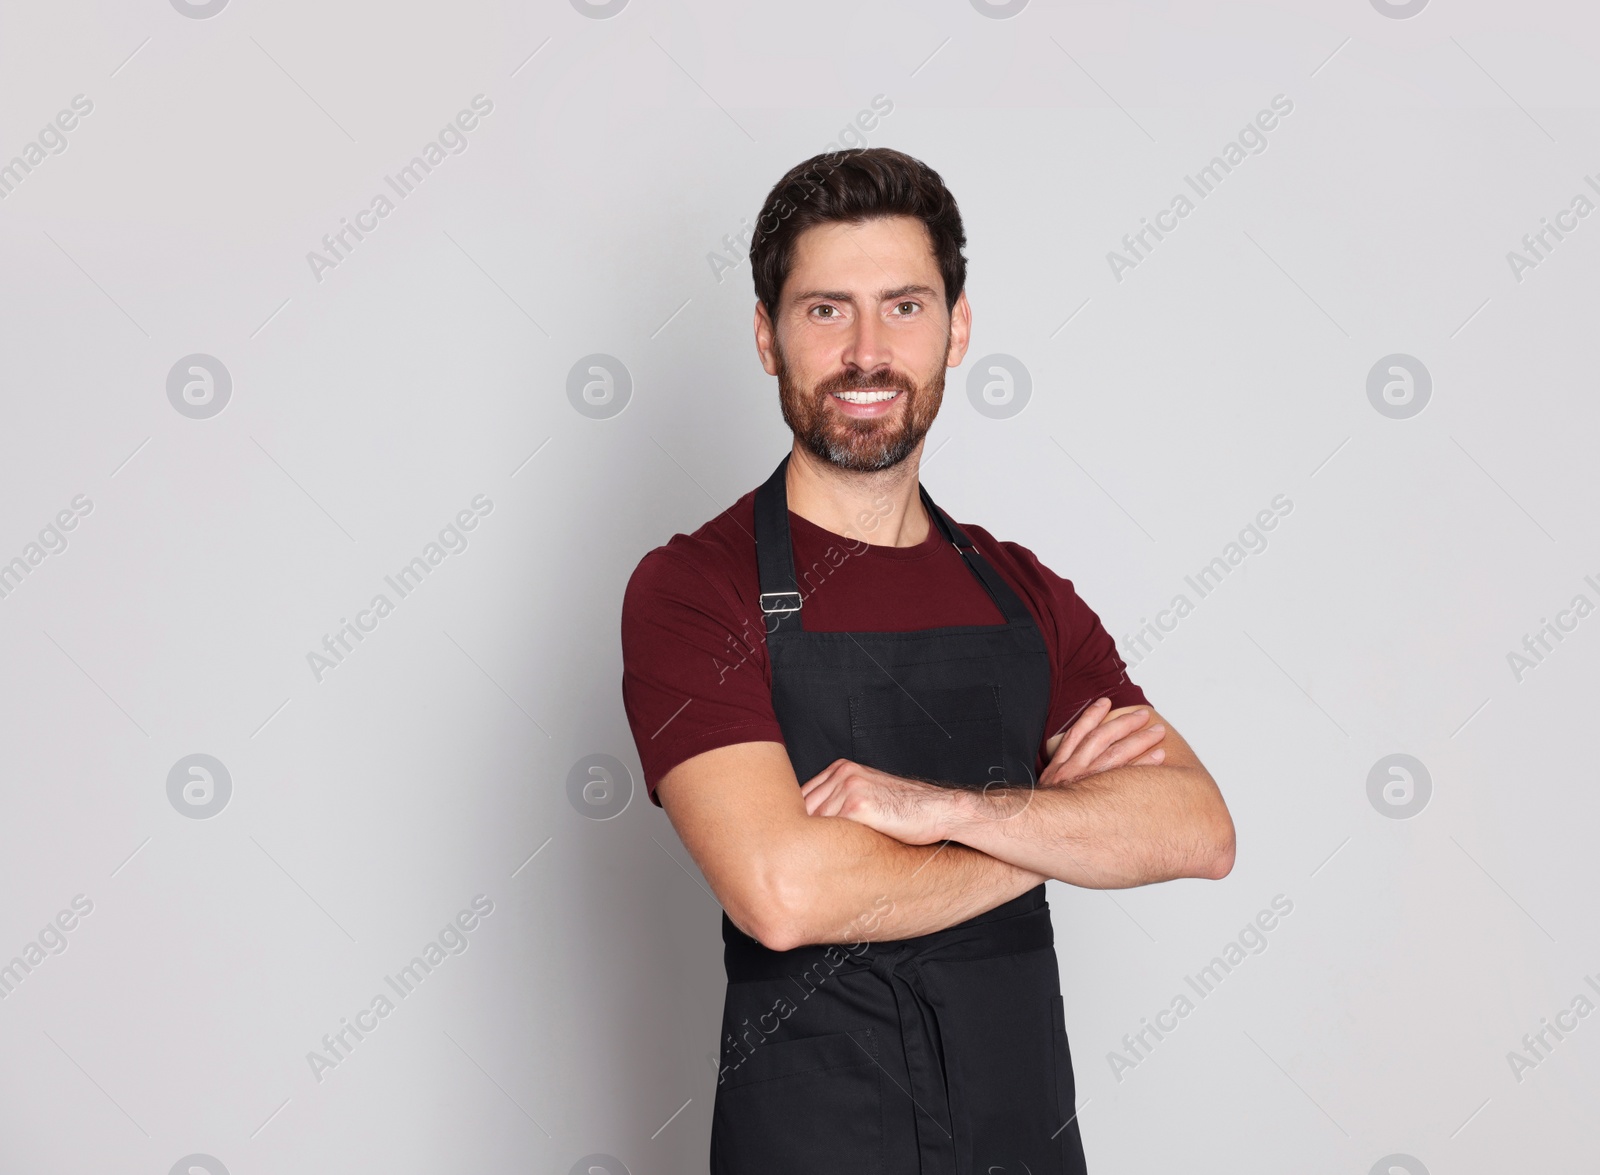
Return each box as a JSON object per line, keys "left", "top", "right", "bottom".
{"left": 621, "top": 147, "right": 1235, "bottom": 1174}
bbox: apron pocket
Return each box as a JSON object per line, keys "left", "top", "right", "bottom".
{"left": 1050, "top": 993, "right": 1084, "bottom": 1165}
{"left": 712, "top": 1027, "right": 884, "bottom": 1174}
{"left": 849, "top": 683, "right": 1005, "bottom": 788}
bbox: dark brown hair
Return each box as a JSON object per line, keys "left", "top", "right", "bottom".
{"left": 749, "top": 147, "right": 967, "bottom": 317}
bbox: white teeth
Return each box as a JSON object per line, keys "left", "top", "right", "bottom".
{"left": 832, "top": 390, "right": 900, "bottom": 403}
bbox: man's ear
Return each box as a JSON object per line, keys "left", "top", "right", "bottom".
{"left": 754, "top": 302, "right": 779, "bottom": 376}
{"left": 945, "top": 289, "right": 972, "bottom": 368}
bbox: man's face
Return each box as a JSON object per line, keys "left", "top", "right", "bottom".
{"left": 756, "top": 215, "right": 971, "bottom": 472}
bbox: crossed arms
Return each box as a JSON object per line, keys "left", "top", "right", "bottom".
{"left": 656, "top": 700, "right": 1235, "bottom": 951}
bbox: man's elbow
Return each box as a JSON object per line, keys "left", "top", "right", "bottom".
{"left": 728, "top": 862, "right": 815, "bottom": 953}
{"left": 1200, "top": 811, "right": 1236, "bottom": 880}
{"left": 737, "top": 897, "right": 804, "bottom": 952}
{"left": 731, "top": 910, "right": 796, "bottom": 952}
{"left": 748, "top": 918, "right": 806, "bottom": 953}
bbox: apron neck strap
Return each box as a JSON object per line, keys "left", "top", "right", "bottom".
{"left": 754, "top": 456, "right": 805, "bottom": 633}
{"left": 753, "top": 453, "right": 1036, "bottom": 632}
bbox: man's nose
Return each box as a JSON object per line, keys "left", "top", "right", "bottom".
{"left": 840, "top": 311, "right": 892, "bottom": 374}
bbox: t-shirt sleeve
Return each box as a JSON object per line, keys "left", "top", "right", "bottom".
{"left": 1047, "top": 583, "right": 1149, "bottom": 739}
{"left": 989, "top": 536, "right": 1149, "bottom": 746}
{"left": 620, "top": 547, "right": 785, "bottom": 806}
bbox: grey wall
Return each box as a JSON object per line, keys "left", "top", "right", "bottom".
{"left": 2, "top": 0, "right": 1596, "bottom": 1172}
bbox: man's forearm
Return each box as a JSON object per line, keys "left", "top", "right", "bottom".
{"left": 770, "top": 816, "right": 1044, "bottom": 949}
{"left": 938, "top": 764, "right": 1234, "bottom": 888}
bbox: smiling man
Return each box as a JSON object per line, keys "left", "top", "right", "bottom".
{"left": 620, "top": 148, "right": 1235, "bottom": 1174}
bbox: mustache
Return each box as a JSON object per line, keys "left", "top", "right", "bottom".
{"left": 814, "top": 368, "right": 918, "bottom": 397}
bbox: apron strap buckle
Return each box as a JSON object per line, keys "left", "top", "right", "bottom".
{"left": 758, "top": 590, "right": 802, "bottom": 616}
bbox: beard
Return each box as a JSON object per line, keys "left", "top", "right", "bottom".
{"left": 774, "top": 339, "right": 946, "bottom": 473}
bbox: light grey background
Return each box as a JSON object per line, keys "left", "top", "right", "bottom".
{"left": 2, "top": 0, "right": 1597, "bottom": 1171}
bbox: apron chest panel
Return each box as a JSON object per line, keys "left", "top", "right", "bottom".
{"left": 848, "top": 683, "right": 1005, "bottom": 790}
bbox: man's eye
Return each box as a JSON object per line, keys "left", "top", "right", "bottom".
{"left": 895, "top": 302, "right": 917, "bottom": 314}
{"left": 814, "top": 305, "right": 836, "bottom": 318}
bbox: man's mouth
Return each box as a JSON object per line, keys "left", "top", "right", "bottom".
{"left": 828, "top": 388, "right": 903, "bottom": 418}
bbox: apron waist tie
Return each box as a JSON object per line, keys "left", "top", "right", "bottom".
{"left": 869, "top": 945, "right": 957, "bottom": 1175}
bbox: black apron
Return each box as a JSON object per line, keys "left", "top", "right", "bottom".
{"left": 709, "top": 455, "right": 1088, "bottom": 1175}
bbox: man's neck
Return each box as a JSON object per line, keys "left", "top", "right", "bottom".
{"left": 784, "top": 441, "right": 931, "bottom": 548}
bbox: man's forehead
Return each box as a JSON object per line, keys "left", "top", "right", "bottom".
{"left": 785, "top": 216, "right": 941, "bottom": 301}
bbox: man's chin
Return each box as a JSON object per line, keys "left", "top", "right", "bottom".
{"left": 806, "top": 427, "right": 920, "bottom": 473}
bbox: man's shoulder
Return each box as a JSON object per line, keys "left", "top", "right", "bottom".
{"left": 944, "top": 516, "right": 1098, "bottom": 641}
{"left": 623, "top": 490, "right": 759, "bottom": 611}
{"left": 952, "top": 515, "right": 1139, "bottom": 700}
{"left": 955, "top": 519, "right": 1076, "bottom": 595}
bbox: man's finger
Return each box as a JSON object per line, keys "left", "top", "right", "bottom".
{"left": 803, "top": 775, "right": 839, "bottom": 813}
{"left": 1092, "top": 721, "right": 1165, "bottom": 764}
{"left": 1049, "top": 697, "right": 1111, "bottom": 766}
{"left": 807, "top": 780, "right": 835, "bottom": 815}
{"left": 818, "top": 783, "right": 857, "bottom": 820}
{"left": 1086, "top": 724, "right": 1165, "bottom": 773}
{"left": 800, "top": 759, "right": 850, "bottom": 796}
{"left": 1069, "top": 707, "right": 1154, "bottom": 767}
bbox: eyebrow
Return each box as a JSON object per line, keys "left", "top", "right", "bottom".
{"left": 789, "top": 283, "right": 940, "bottom": 305}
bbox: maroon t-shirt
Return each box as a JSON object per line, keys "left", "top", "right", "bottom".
{"left": 620, "top": 486, "right": 1148, "bottom": 806}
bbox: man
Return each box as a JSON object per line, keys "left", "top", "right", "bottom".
{"left": 621, "top": 147, "right": 1235, "bottom": 1174}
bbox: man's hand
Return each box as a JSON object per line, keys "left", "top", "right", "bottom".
{"left": 802, "top": 697, "right": 1167, "bottom": 843}
{"left": 1039, "top": 698, "right": 1166, "bottom": 787}
{"left": 800, "top": 760, "right": 954, "bottom": 845}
